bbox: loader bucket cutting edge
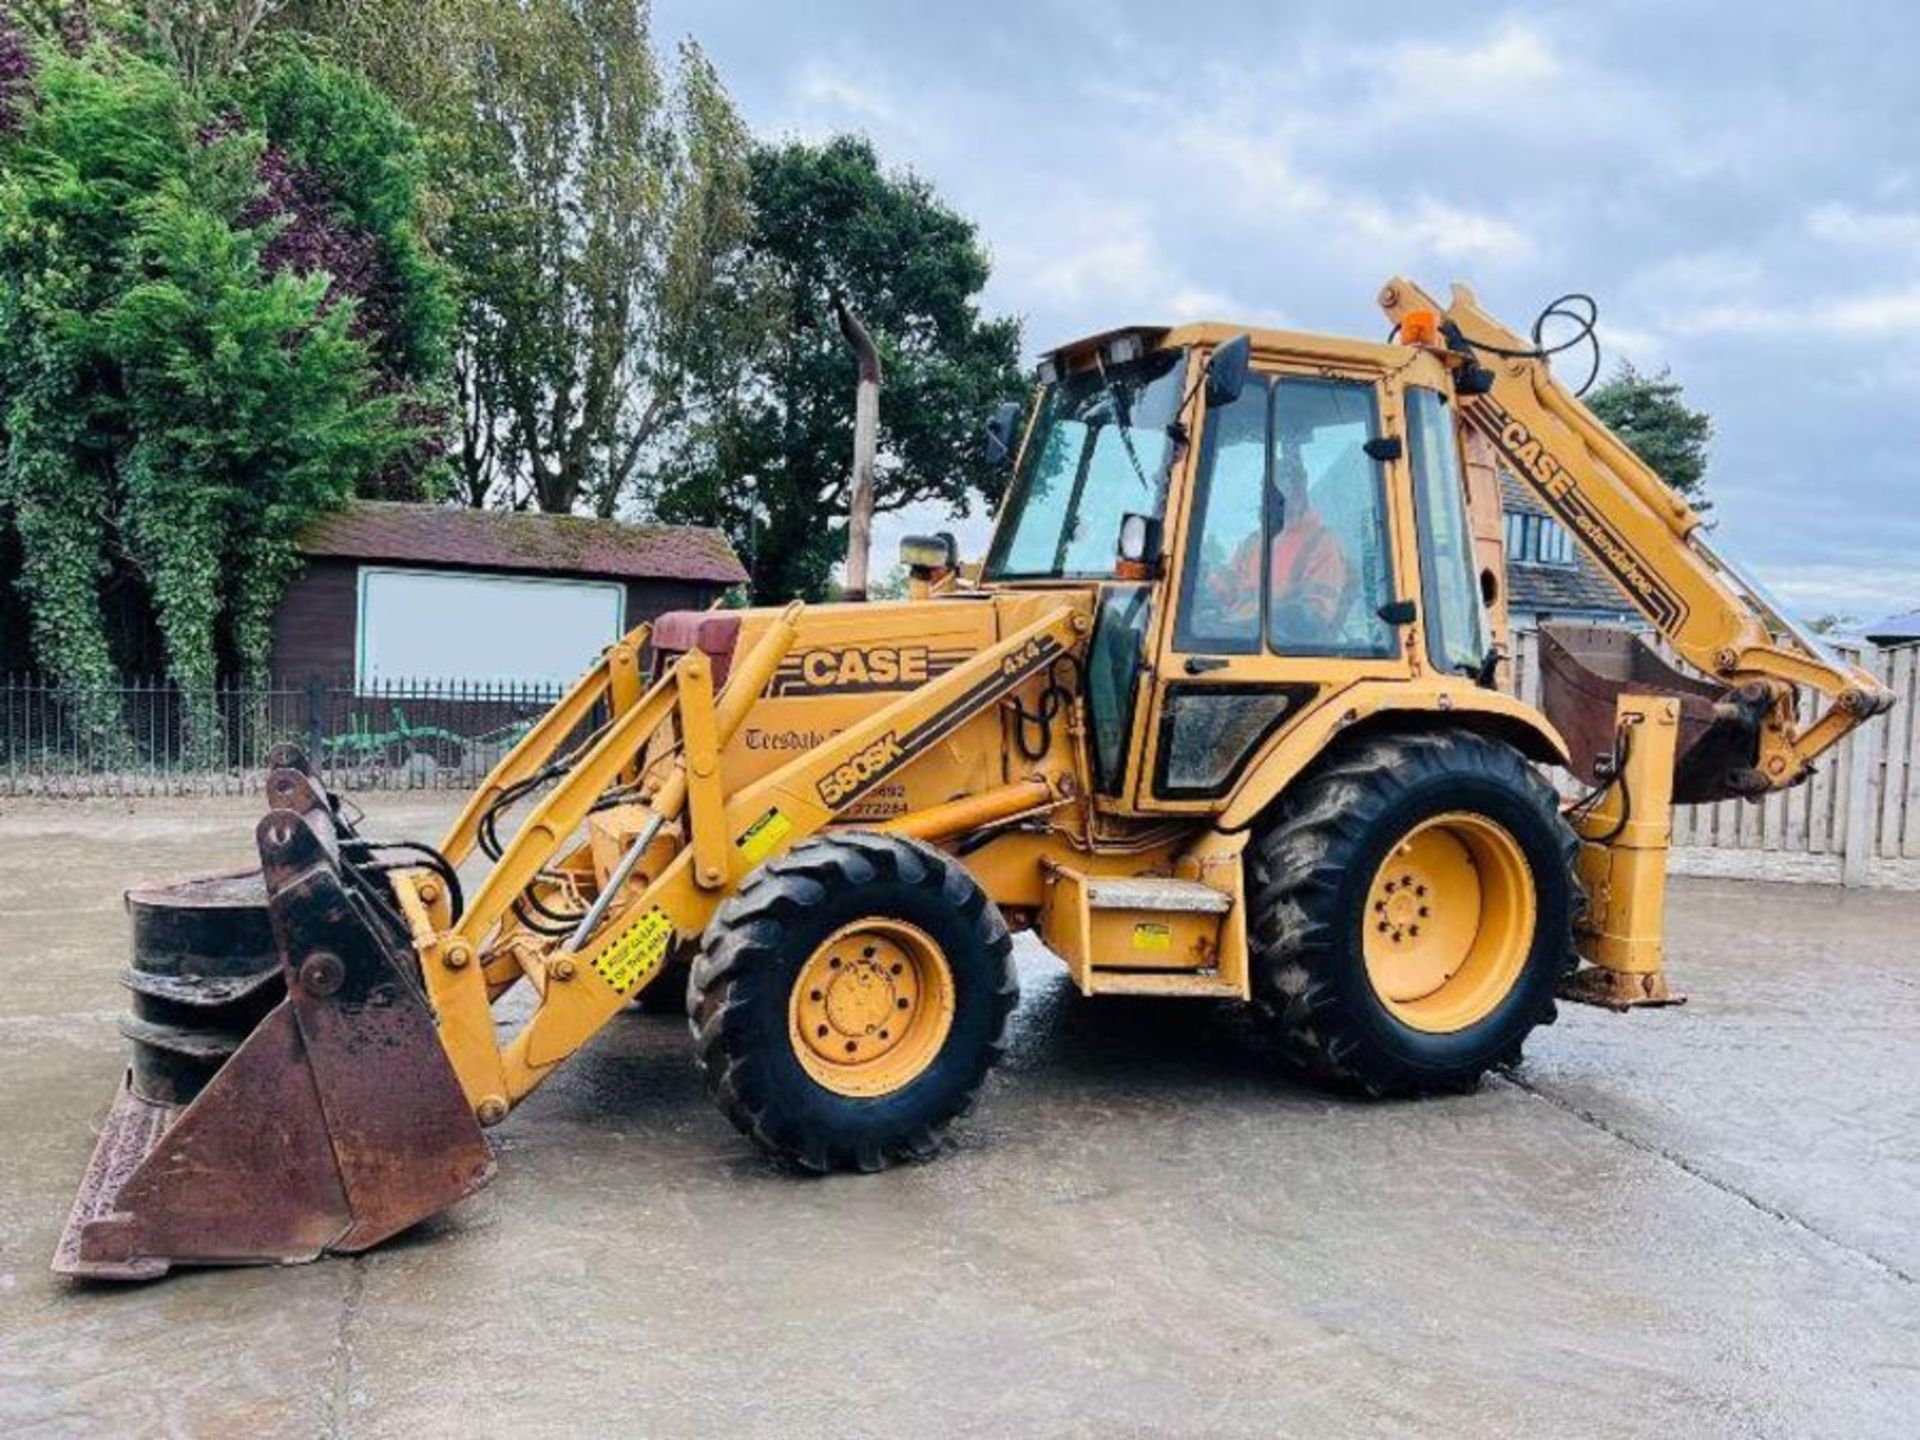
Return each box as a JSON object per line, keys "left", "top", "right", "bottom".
{"left": 53, "top": 762, "right": 494, "bottom": 1281}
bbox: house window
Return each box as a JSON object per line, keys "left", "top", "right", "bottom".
{"left": 1503, "top": 511, "right": 1528, "bottom": 562}
{"left": 356, "top": 567, "right": 625, "bottom": 690}
{"left": 1503, "top": 511, "right": 1577, "bottom": 567}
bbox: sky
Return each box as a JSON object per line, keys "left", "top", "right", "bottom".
{"left": 654, "top": 0, "right": 1920, "bottom": 626}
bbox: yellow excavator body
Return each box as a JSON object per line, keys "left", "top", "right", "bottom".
{"left": 55, "top": 278, "right": 1894, "bottom": 1279}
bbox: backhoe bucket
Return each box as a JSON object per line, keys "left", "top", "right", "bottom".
{"left": 1536, "top": 623, "right": 1776, "bottom": 805}
{"left": 54, "top": 758, "right": 493, "bottom": 1280}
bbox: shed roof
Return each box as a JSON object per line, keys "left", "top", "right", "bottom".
{"left": 1864, "top": 609, "right": 1920, "bottom": 646}
{"left": 298, "top": 501, "right": 747, "bottom": 586}
{"left": 1499, "top": 474, "right": 1637, "bottom": 618}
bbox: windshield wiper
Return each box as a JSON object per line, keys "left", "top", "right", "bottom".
{"left": 1091, "top": 352, "right": 1154, "bottom": 496}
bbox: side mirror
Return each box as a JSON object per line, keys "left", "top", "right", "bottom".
{"left": 984, "top": 402, "right": 1022, "bottom": 468}
{"left": 1205, "top": 334, "right": 1253, "bottom": 409}
{"left": 1116, "top": 512, "right": 1164, "bottom": 577}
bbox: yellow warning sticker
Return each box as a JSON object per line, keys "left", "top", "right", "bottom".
{"left": 592, "top": 906, "right": 676, "bottom": 995}
{"left": 1132, "top": 921, "right": 1172, "bottom": 952}
{"left": 736, "top": 807, "right": 793, "bottom": 864}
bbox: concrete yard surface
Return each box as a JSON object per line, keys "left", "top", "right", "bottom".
{"left": 0, "top": 796, "right": 1916, "bottom": 1438}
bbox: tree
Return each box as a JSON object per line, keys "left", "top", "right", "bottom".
{"left": 440, "top": 3, "right": 754, "bottom": 515}
{"left": 1584, "top": 360, "right": 1713, "bottom": 511}
{"left": 145, "top": 0, "right": 285, "bottom": 92}
{"left": 657, "top": 135, "right": 1023, "bottom": 603}
{"left": 0, "top": 25, "right": 435, "bottom": 756}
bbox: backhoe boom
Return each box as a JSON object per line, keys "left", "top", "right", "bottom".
{"left": 1380, "top": 277, "right": 1893, "bottom": 793}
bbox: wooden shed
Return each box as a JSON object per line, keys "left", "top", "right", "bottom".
{"left": 275, "top": 501, "right": 746, "bottom": 688}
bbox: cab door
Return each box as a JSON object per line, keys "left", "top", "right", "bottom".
{"left": 1131, "top": 364, "right": 1412, "bottom": 809}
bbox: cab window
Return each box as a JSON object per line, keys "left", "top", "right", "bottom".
{"left": 985, "top": 350, "right": 1188, "bottom": 580}
{"left": 1406, "top": 387, "right": 1488, "bottom": 674}
{"left": 1176, "top": 374, "right": 1396, "bottom": 659}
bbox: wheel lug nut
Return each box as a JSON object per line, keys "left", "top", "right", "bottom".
{"left": 810, "top": 989, "right": 823, "bottom": 1001}
{"left": 844, "top": 1040, "right": 858, "bottom": 1054}
{"left": 896, "top": 997, "right": 909, "bottom": 1009}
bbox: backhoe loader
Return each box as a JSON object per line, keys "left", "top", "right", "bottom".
{"left": 56, "top": 277, "right": 1894, "bottom": 1279}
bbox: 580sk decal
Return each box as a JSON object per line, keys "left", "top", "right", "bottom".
{"left": 812, "top": 633, "right": 1065, "bottom": 811}
{"left": 1468, "top": 395, "right": 1688, "bottom": 632}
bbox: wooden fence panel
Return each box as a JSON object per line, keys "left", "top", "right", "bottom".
{"left": 1502, "top": 628, "right": 1916, "bottom": 882}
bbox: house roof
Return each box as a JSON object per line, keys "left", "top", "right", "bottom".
{"left": 1864, "top": 609, "right": 1920, "bottom": 646}
{"left": 1499, "top": 474, "right": 1637, "bottom": 618}
{"left": 298, "top": 501, "right": 747, "bottom": 586}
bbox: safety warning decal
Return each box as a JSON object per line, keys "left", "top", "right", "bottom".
{"left": 736, "top": 807, "right": 793, "bottom": 864}
{"left": 592, "top": 906, "right": 676, "bottom": 995}
{"left": 1131, "top": 922, "right": 1172, "bottom": 952}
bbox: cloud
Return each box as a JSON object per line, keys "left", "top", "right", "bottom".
{"left": 1805, "top": 203, "right": 1920, "bottom": 249}
{"left": 1366, "top": 18, "right": 1564, "bottom": 124}
{"left": 658, "top": 0, "right": 1920, "bottom": 619}
{"left": 1763, "top": 563, "right": 1920, "bottom": 618}
{"left": 1663, "top": 288, "right": 1920, "bottom": 338}
{"left": 791, "top": 58, "right": 902, "bottom": 126}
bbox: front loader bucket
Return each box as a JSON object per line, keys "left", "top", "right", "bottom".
{"left": 1536, "top": 623, "right": 1776, "bottom": 804}
{"left": 54, "top": 759, "right": 494, "bottom": 1280}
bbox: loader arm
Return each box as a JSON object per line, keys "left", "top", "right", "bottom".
{"left": 416, "top": 600, "right": 1090, "bottom": 1110}
{"left": 438, "top": 620, "right": 652, "bottom": 867}
{"left": 1379, "top": 277, "right": 1894, "bottom": 794}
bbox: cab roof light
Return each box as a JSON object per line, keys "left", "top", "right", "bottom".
{"left": 1398, "top": 309, "right": 1444, "bottom": 348}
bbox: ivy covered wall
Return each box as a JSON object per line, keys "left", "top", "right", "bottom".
{"left": 0, "top": 10, "right": 448, "bottom": 759}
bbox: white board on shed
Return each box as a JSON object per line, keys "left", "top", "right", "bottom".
{"left": 357, "top": 566, "right": 624, "bottom": 688}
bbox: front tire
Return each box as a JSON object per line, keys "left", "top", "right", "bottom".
{"left": 1250, "top": 730, "right": 1577, "bottom": 1096}
{"left": 689, "top": 833, "right": 1017, "bottom": 1172}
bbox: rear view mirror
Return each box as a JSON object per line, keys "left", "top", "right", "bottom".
{"left": 985, "top": 402, "right": 1022, "bottom": 468}
{"left": 1205, "top": 334, "right": 1252, "bottom": 409}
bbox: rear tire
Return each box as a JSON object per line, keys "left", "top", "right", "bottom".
{"left": 1250, "top": 730, "right": 1577, "bottom": 1096}
{"left": 689, "top": 833, "right": 1017, "bottom": 1172}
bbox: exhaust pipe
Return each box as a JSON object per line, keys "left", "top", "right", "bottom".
{"left": 54, "top": 750, "right": 493, "bottom": 1280}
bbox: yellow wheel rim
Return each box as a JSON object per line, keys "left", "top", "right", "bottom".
{"left": 1362, "top": 812, "right": 1536, "bottom": 1034}
{"left": 788, "top": 920, "right": 956, "bottom": 1097}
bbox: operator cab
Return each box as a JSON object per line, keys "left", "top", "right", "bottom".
{"left": 975, "top": 322, "right": 1496, "bottom": 811}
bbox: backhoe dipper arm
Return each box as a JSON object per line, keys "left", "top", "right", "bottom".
{"left": 1379, "top": 277, "right": 1893, "bottom": 791}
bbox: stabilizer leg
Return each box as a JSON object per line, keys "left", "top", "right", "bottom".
{"left": 1560, "top": 694, "right": 1689, "bottom": 1012}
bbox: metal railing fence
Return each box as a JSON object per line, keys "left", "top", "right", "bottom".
{"left": 1, "top": 674, "right": 570, "bottom": 797}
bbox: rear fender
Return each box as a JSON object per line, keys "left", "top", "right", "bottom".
{"left": 1216, "top": 683, "right": 1569, "bottom": 832}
